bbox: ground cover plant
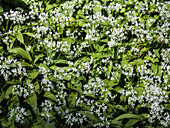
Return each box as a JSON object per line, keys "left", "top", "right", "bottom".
{"left": 0, "top": 0, "right": 170, "bottom": 127}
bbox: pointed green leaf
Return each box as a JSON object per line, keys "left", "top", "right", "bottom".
{"left": 115, "top": 114, "right": 140, "bottom": 121}
{"left": 28, "top": 70, "right": 39, "bottom": 80}
{"left": 17, "top": 32, "right": 24, "bottom": 44}
{"left": 25, "top": 93, "right": 38, "bottom": 115}
{"left": 9, "top": 47, "right": 32, "bottom": 62}
{"left": 5, "top": 86, "right": 13, "bottom": 99}
{"left": 1, "top": 118, "right": 14, "bottom": 128}
{"left": 34, "top": 54, "right": 45, "bottom": 64}
{"left": 34, "top": 81, "right": 40, "bottom": 93}
{"left": 68, "top": 92, "right": 78, "bottom": 108}
{"left": 55, "top": 59, "right": 68, "bottom": 64}
{"left": 141, "top": 47, "right": 149, "bottom": 52}
{"left": 157, "top": 65, "right": 162, "bottom": 77}
{"left": 78, "top": 110, "right": 96, "bottom": 121}
{"left": 43, "top": 123, "right": 55, "bottom": 128}
{"left": 151, "top": 63, "right": 157, "bottom": 76}
{"left": 0, "top": 6, "right": 4, "bottom": 13}
{"left": 23, "top": 32, "right": 35, "bottom": 37}
{"left": 20, "top": 61, "right": 33, "bottom": 67}
{"left": 153, "top": 49, "right": 160, "bottom": 58}
{"left": 125, "top": 119, "right": 139, "bottom": 128}
{"left": 144, "top": 56, "right": 159, "bottom": 63}
{"left": 115, "top": 105, "right": 126, "bottom": 112}
{"left": 43, "top": 92, "right": 57, "bottom": 102}
{"left": 139, "top": 18, "right": 145, "bottom": 23}
{"left": 110, "top": 120, "right": 123, "bottom": 126}
{"left": 92, "top": 53, "right": 102, "bottom": 58}
{"left": 120, "top": 8, "right": 125, "bottom": 13}
{"left": 31, "top": 117, "right": 46, "bottom": 128}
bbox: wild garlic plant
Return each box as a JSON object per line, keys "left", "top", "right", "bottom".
{"left": 0, "top": 0, "right": 169, "bottom": 128}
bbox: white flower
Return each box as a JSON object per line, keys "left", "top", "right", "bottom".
{"left": 26, "top": 45, "right": 32, "bottom": 51}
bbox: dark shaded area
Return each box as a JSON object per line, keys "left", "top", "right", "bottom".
{"left": 0, "top": 0, "right": 30, "bottom": 12}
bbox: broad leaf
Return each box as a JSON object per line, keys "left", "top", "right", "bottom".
{"left": 0, "top": 5, "right": 3, "bottom": 13}
{"left": 5, "top": 86, "right": 13, "bottom": 99}
{"left": 43, "top": 92, "right": 57, "bottom": 102}
{"left": 9, "top": 47, "right": 32, "bottom": 62}
{"left": 125, "top": 119, "right": 139, "bottom": 128}
{"left": 110, "top": 120, "right": 123, "bottom": 126}
{"left": 25, "top": 93, "right": 38, "bottom": 115}
{"left": 28, "top": 70, "right": 39, "bottom": 80}
{"left": 34, "top": 54, "right": 45, "bottom": 64}
{"left": 17, "top": 32, "right": 24, "bottom": 44}
{"left": 115, "top": 114, "right": 140, "bottom": 121}
{"left": 23, "top": 32, "right": 35, "bottom": 37}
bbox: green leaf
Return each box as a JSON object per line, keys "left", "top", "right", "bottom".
{"left": 93, "top": 6, "right": 101, "bottom": 13}
{"left": 46, "top": 4, "right": 53, "bottom": 10}
{"left": 78, "top": 110, "right": 96, "bottom": 121}
{"left": 43, "top": 92, "right": 57, "bottom": 102}
{"left": 115, "top": 105, "right": 126, "bottom": 112}
{"left": 104, "top": 79, "right": 117, "bottom": 87}
{"left": 120, "top": 8, "right": 125, "bottom": 13}
{"left": 85, "top": 93, "right": 97, "bottom": 99}
{"left": 78, "top": 76, "right": 86, "bottom": 81}
{"left": 5, "top": 86, "right": 13, "bottom": 99}
{"left": 125, "top": 119, "right": 139, "bottom": 128}
{"left": 146, "top": 17, "right": 155, "bottom": 30}
{"left": 23, "top": 32, "right": 35, "bottom": 37}
{"left": 43, "top": 123, "right": 55, "bottom": 128}
{"left": 0, "top": 5, "right": 4, "bottom": 13}
{"left": 39, "top": 63, "right": 50, "bottom": 71}
{"left": 101, "top": 39, "right": 108, "bottom": 43}
{"left": 8, "top": 95, "right": 20, "bottom": 108}
{"left": 34, "top": 54, "right": 45, "bottom": 64}
{"left": 131, "top": 59, "right": 144, "bottom": 65}
{"left": 25, "top": 93, "right": 38, "bottom": 115}
{"left": 78, "top": 19, "right": 87, "bottom": 26}
{"left": 31, "top": 117, "right": 46, "bottom": 128}
{"left": 50, "top": 65, "right": 57, "bottom": 70}
{"left": 99, "top": 44, "right": 106, "bottom": 52}
{"left": 141, "top": 47, "right": 149, "bottom": 52}
{"left": 115, "top": 114, "right": 140, "bottom": 121}
{"left": 6, "top": 80, "right": 20, "bottom": 85}
{"left": 17, "top": 32, "right": 24, "bottom": 44}
{"left": 55, "top": 59, "right": 68, "bottom": 64}
{"left": 20, "top": 61, "right": 33, "bottom": 68}
{"left": 120, "top": 94, "right": 127, "bottom": 102}
{"left": 144, "top": 56, "right": 159, "bottom": 63}
{"left": 151, "top": 63, "right": 157, "bottom": 76}
{"left": 34, "top": 81, "right": 40, "bottom": 93}
{"left": 157, "top": 65, "right": 162, "bottom": 77}
{"left": 69, "top": 17, "right": 76, "bottom": 22}
{"left": 110, "top": 120, "right": 123, "bottom": 126}
{"left": 154, "top": 15, "right": 159, "bottom": 20}
{"left": 70, "top": 84, "right": 83, "bottom": 94}
{"left": 92, "top": 53, "right": 102, "bottom": 58}
{"left": 67, "top": 92, "right": 78, "bottom": 108}
{"left": 135, "top": 87, "right": 145, "bottom": 95}
{"left": 1, "top": 118, "right": 14, "bottom": 128}
{"left": 9, "top": 47, "right": 32, "bottom": 62}
{"left": 139, "top": 17, "right": 145, "bottom": 23}
{"left": 28, "top": 70, "right": 39, "bottom": 80}
{"left": 164, "top": 104, "right": 170, "bottom": 110}
{"left": 153, "top": 49, "right": 160, "bottom": 58}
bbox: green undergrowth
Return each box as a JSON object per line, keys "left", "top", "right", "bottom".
{"left": 0, "top": 0, "right": 170, "bottom": 128}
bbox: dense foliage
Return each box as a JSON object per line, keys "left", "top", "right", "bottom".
{"left": 0, "top": 0, "right": 170, "bottom": 127}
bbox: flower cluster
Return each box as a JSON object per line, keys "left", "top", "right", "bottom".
{"left": 12, "top": 83, "right": 34, "bottom": 98}
{"left": 0, "top": 57, "right": 27, "bottom": 80}
{"left": 8, "top": 107, "right": 28, "bottom": 124}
